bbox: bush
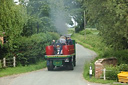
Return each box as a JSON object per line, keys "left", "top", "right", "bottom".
{"left": 72, "top": 29, "right": 128, "bottom": 82}
{"left": 48, "top": 32, "right": 60, "bottom": 40}
{"left": 118, "top": 64, "right": 128, "bottom": 71}
{"left": 105, "top": 66, "right": 119, "bottom": 80}
{"left": 103, "top": 50, "right": 128, "bottom": 64}
{"left": 79, "top": 29, "right": 93, "bottom": 35}
{"left": 0, "top": 43, "right": 9, "bottom": 59}
{"left": 105, "top": 64, "right": 128, "bottom": 80}
{"left": 14, "top": 32, "right": 59, "bottom": 66}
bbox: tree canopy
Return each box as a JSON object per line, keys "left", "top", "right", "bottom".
{"left": 0, "top": 0, "right": 27, "bottom": 50}
{"left": 0, "top": 0, "right": 127, "bottom": 63}
{"left": 83, "top": 0, "right": 128, "bottom": 49}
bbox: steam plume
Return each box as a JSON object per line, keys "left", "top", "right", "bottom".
{"left": 48, "top": 0, "right": 69, "bottom": 35}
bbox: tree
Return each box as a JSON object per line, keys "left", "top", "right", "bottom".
{"left": 22, "top": 0, "right": 85, "bottom": 35}
{"left": 0, "top": 0, "right": 27, "bottom": 58}
{"left": 83, "top": 0, "right": 128, "bottom": 49}
{"left": 21, "top": 0, "right": 56, "bottom": 36}
{"left": 66, "top": 0, "right": 85, "bottom": 32}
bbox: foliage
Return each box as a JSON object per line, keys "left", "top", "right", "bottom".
{"left": 83, "top": 63, "right": 115, "bottom": 84}
{"left": 72, "top": 29, "right": 105, "bottom": 53}
{"left": 79, "top": 29, "right": 93, "bottom": 35}
{"left": 105, "top": 66, "right": 119, "bottom": 80}
{"left": 48, "top": 32, "right": 60, "bottom": 40}
{"left": 0, "top": 0, "right": 27, "bottom": 53}
{"left": 0, "top": 0, "right": 61, "bottom": 67}
{"left": 22, "top": 0, "right": 58, "bottom": 36}
{"left": 14, "top": 32, "right": 59, "bottom": 65}
{"left": 0, "top": 40, "right": 2, "bottom": 48}
{"left": 72, "top": 29, "right": 128, "bottom": 82}
{"left": 106, "top": 64, "right": 128, "bottom": 80}
{"left": 21, "top": 0, "right": 86, "bottom": 34}
{"left": 103, "top": 49, "right": 128, "bottom": 64}
{"left": 0, "top": 44, "right": 8, "bottom": 59}
{"left": 0, "top": 60, "right": 46, "bottom": 77}
{"left": 69, "top": 0, "right": 85, "bottom": 32}
{"left": 83, "top": 0, "right": 128, "bottom": 50}
{"left": 72, "top": 29, "right": 128, "bottom": 64}
{"left": 118, "top": 64, "right": 128, "bottom": 71}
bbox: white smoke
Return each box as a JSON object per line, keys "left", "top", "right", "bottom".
{"left": 48, "top": 0, "right": 69, "bottom": 35}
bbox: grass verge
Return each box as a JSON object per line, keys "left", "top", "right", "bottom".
{"left": 0, "top": 60, "right": 46, "bottom": 77}
{"left": 71, "top": 29, "right": 123, "bottom": 85}
{"left": 83, "top": 63, "right": 117, "bottom": 84}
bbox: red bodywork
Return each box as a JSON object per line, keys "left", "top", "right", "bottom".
{"left": 46, "top": 45, "right": 75, "bottom": 55}
{"left": 45, "top": 45, "right": 54, "bottom": 55}
{"left": 63, "top": 45, "right": 75, "bottom": 55}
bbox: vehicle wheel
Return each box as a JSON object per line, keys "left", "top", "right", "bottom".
{"left": 67, "top": 63, "right": 74, "bottom": 70}
{"left": 73, "top": 55, "right": 76, "bottom": 67}
{"left": 70, "top": 63, "right": 74, "bottom": 70}
{"left": 47, "top": 60, "right": 54, "bottom": 71}
{"left": 68, "top": 59, "right": 74, "bottom": 70}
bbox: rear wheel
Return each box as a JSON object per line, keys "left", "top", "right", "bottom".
{"left": 68, "top": 63, "right": 74, "bottom": 70}
{"left": 67, "top": 57, "right": 74, "bottom": 70}
{"left": 73, "top": 55, "right": 76, "bottom": 67}
{"left": 47, "top": 60, "right": 54, "bottom": 71}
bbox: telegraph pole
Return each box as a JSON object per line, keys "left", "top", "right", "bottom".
{"left": 84, "top": 10, "right": 86, "bottom": 39}
{"left": 84, "top": 11, "right": 86, "bottom": 29}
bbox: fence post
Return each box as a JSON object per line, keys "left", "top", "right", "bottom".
{"left": 103, "top": 68, "right": 106, "bottom": 80}
{"left": 13, "top": 57, "right": 16, "bottom": 67}
{"left": 3, "top": 58, "right": 6, "bottom": 67}
{"left": 0, "top": 60, "right": 1, "bottom": 68}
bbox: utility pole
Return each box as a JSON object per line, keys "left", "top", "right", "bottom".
{"left": 84, "top": 10, "right": 86, "bottom": 39}
{"left": 84, "top": 10, "right": 86, "bottom": 29}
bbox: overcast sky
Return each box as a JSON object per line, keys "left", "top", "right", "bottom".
{"left": 14, "top": 0, "right": 19, "bottom": 2}
{"left": 14, "top": 0, "right": 19, "bottom": 5}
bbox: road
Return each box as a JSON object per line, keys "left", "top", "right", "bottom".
{"left": 0, "top": 44, "right": 102, "bottom": 85}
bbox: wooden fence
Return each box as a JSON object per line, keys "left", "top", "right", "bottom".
{"left": 0, "top": 57, "right": 16, "bottom": 68}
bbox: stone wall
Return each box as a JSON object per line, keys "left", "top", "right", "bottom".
{"left": 95, "top": 57, "right": 117, "bottom": 78}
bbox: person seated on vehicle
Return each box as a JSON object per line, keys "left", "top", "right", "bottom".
{"left": 59, "top": 36, "right": 66, "bottom": 54}
{"left": 67, "top": 37, "right": 73, "bottom": 45}
{"left": 56, "top": 40, "right": 61, "bottom": 54}
{"left": 51, "top": 40, "right": 57, "bottom": 54}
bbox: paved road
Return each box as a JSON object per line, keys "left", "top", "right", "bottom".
{"left": 0, "top": 44, "right": 101, "bottom": 85}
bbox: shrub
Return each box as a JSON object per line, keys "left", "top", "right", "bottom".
{"left": 118, "top": 64, "right": 128, "bottom": 71}
{"left": 0, "top": 43, "right": 9, "bottom": 59}
{"left": 14, "top": 32, "right": 59, "bottom": 66}
{"left": 48, "top": 32, "right": 60, "bottom": 40}
{"left": 79, "top": 29, "right": 93, "bottom": 35}
{"left": 105, "top": 66, "right": 119, "bottom": 80}
{"left": 105, "top": 64, "right": 128, "bottom": 80}
{"left": 103, "top": 50, "right": 128, "bottom": 64}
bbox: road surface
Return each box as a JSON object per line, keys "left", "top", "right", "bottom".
{"left": 0, "top": 44, "right": 104, "bottom": 85}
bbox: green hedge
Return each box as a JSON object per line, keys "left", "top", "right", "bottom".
{"left": 103, "top": 49, "right": 128, "bottom": 64}
{"left": 106, "top": 64, "right": 128, "bottom": 80}
{"left": 79, "top": 29, "right": 93, "bottom": 35}
{"left": 72, "top": 30, "right": 128, "bottom": 82}
{"left": 14, "top": 32, "right": 59, "bottom": 66}
{"left": 72, "top": 32, "right": 128, "bottom": 64}
{"left": 105, "top": 66, "right": 119, "bottom": 80}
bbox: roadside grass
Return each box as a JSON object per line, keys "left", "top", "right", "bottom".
{"left": 68, "top": 28, "right": 75, "bottom": 34}
{"left": 0, "top": 60, "right": 46, "bottom": 77}
{"left": 71, "top": 29, "right": 124, "bottom": 84}
{"left": 84, "top": 62, "right": 116, "bottom": 84}
{"left": 72, "top": 31, "right": 108, "bottom": 58}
